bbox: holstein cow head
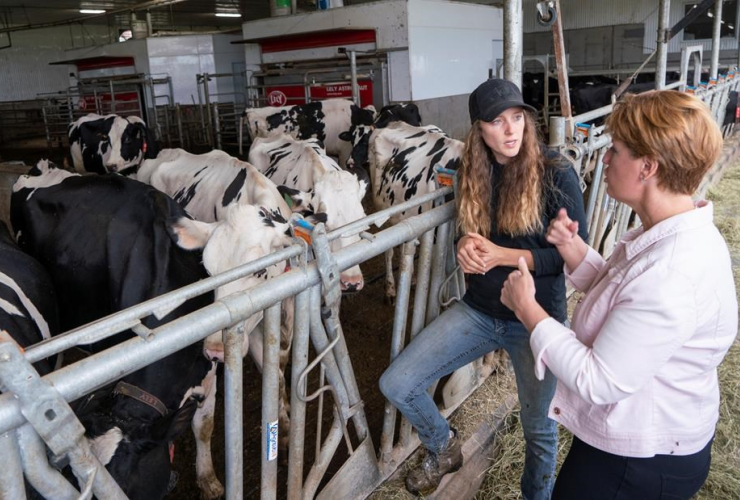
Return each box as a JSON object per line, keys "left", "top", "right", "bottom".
{"left": 69, "top": 114, "right": 159, "bottom": 175}
{"left": 169, "top": 204, "right": 293, "bottom": 362}
{"left": 76, "top": 387, "right": 202, "bottom": 500}
{"left": 278, "top": 169, "right": 367, "bottom": 292}
{"left": 340, "top": 102, "right": 423, "bottom": 170}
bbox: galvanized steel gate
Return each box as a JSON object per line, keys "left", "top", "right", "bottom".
{"left": 549, "top": 45, "right": 740, "bottom": 258}
{"left": 0, "top": 187, "right": 477, "bottom": 500}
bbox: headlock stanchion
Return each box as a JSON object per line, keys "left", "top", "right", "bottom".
{"left": 549, "top": 45, "right": 740, "bottom": 259}
{"left": 0, "top": 332, "right": 127, "bottom": 500}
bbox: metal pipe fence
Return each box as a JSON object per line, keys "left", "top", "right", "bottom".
{"left": 0, "top": 183, "right": 491, "bottom": 499}
{"left": 548, "top": 45, "right": 740, "bottom": 258}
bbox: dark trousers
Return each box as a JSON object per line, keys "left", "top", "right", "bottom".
{"left": 552, "top": 435, "right": 713, "bottom": 500}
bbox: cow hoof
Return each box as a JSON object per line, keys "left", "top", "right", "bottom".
{"left": 197, "top": 476, "right": 225, "bottom": 500}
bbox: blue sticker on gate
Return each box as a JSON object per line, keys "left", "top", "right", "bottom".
{"left": 266, "top": 420, "right": 279, "bottom": 462}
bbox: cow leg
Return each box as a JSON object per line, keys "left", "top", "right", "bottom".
{"left": 384, "top": 247, "right": 396, "bottom": 302}
{"left": 192, "top": 364, "right": 224, "bottom": 500}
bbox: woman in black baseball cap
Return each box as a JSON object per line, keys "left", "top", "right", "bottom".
{"left": 380, "top": 78, "right": 588, "bottom": 498}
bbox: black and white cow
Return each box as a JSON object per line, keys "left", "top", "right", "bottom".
{"left": 69, "top": 113, "right": 159, "bottom": 175}
{"left": 249, "top": 135, "right": 368, "bottom": 292}
{"left": 339, "top": 102, "right": 424, "bottom": 170}
{"left": 138, "top": 148, "right": 303, "bottom": 497}
{"left": 0, "top": 220, "right": 58, "bottom": 377}
{"left": 11, "top": 161, "right": 291, "bottom": 500}
{"left": 367, "top": 122, "right": 463, "bottom": 299}
{"left": 242, "top": 98, "right": 376, "bottom": 168}
{"left": 373, "top": 102, "right": 422, "bottom": 128}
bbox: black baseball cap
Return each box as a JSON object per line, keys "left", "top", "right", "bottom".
{"left": 469, "top": 78, "right": 536, "bottom": 124}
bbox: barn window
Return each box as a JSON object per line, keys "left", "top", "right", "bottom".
{"left": 683, "top": 0, "right": 737, "bottom": 40}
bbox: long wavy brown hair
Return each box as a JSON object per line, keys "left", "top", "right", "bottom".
{"left": 457, "top": 112, "right": 545, "bottom": 237}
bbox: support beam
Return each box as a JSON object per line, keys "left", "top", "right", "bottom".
{"left": 503, "top": 0, "right": 523, "bottom": 89}
{"left": 551, "top": 0, "right": 572, "bottom": 120}
{"left": 711, "top": 0, "right": 723, "bottom": 80}
{"left": 656, "top": 0, "right": 671, "bottom": 89}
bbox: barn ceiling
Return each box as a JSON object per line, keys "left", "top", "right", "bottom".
{"left": 0, "top": 0, "right": 269, "bottom": 29}
{"left": 0, "top": 0, "right": 505, "bottom": 33}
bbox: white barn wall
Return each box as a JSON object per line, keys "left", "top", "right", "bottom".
{"left": 240, "top": 0, "right": 409, "bottom": 56}
{"left": 0, "top": 25, "right": 115, "bottom": 102}
{"left": 407, "top": 0, "right": 502, "bottom": 100}
{"left": 212, "top": 34, "right": 246, "bottom": 100}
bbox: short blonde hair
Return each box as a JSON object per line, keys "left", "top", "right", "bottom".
{"left": 605, "top": 90, "right": 723, "bottom": 195}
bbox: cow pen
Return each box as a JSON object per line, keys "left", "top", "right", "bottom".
{"left": 0, "top": 185, "right": 479, "bottom": 499}
{"left": 3, "top": 1, "right": 740, "bottom": 499}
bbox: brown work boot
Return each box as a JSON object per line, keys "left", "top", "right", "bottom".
{"left": 405, "top": 429, "right": 463, "bottom": 496}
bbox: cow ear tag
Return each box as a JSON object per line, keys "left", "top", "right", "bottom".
{"left": 283, "top": 192, "right": 294, "bottom": 208}
{"left": 291, "top": 218, "right": 314, "bottom": 246}
{"left": 434, "top": 164, "right": 457, "bottom": 187}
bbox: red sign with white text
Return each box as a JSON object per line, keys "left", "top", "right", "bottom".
{"left": 264, "top": 80, "right": 373, "bottom": 108}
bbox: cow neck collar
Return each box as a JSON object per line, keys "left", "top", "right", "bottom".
{"left": 114, "top": 381, "right": 169, "bottom": 417}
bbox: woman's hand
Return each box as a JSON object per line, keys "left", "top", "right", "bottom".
{"left": 501, "top": 257, "right": 548, "bottom": 330}
{"left": 546, "top": 208, "right": 589, "bottom": 272}
{"left": 546, "top": 208, "right": 579, "bottom": 248}
{"left": 501, "top": 257, "right": 536, "bottom": 314}
{"left": 457, "top": 233, "right": 504, "bottom": 274}
{"left": 457, "top": 234, "right": 488, "bottom": 274}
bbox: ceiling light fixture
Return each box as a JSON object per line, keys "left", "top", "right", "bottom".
{"left": 215, "top": 12, "right": 241, "bottom": 17}
{"left": 80, "top": 9, "right": 106, "bottom": 14}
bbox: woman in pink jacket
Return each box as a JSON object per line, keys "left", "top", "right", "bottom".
{"left": 500, "top": 90, "right": 738, "bottom": 499}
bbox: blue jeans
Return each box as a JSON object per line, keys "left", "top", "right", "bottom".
{"left": 379, "top": 300, "right": 558, "bottom": 500}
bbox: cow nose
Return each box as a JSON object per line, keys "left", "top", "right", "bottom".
{"left": 340, "top": 280, "right": 364, "bottom": 293}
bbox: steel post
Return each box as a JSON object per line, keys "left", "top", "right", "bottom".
{"left": 380, "top": 240, "right": 417, "bottom": 459}
{"left": 549, "top": 116, "right": 567, "bottom": 149}
{"left": 213, "top": 104, "right": 222, "bottom": 150}
{"left": 503, "top": 0, "right": 523, "bottom": 88}
{"left": 711, "top": 0, "right": 723, "bottom": 80}
{"left": 588, "top": 158, "right": 609, "bottom": 246}
{"left": 261, "top": 303, "right": 282, "bottom": 500}
{"left": 656, "top": 0, "right": 670, "bottom": 89}
{"left": 306, "top": 290, "right": 350, "bottom": 411}
{"left": 398, "top": 229, "right": 435, "bottom": 447}
{"left": 425, "top": 220, "right": 450, "bottom": 325}
{"left": 350, "top": 51, "right": 360, "bottom": 105}
{"left": 584, "top": 148, "right": 606, "bottom": 228}
{"left": 202, "top": 74, "right": 214, "bottom": 147}
{"left": 552, "top": 0, "right": 572, "bottom": 120}
{"left": 287, "top": 288, "right": 311, "bottom": 500}
{"left": 16, "top": 423, "right": 79, "bottom": 500}
{"left": 224, "top": 322, "right": 244, "bottom": 500}
{"left": 109, "top": 79, "right": 116, "bottom": 114}
{"left": 0, "top": 430, "right": 26, "bottom": 500}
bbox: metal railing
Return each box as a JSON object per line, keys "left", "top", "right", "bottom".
{"left": 0, "top": 185, "right": 485, "bottom": 500}
{"left": 548, "top": 45, "right": 740, "bottom": 258}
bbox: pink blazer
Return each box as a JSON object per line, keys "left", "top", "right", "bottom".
{"left": 530, "top": 202, "right": 737, "bottom": 457}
